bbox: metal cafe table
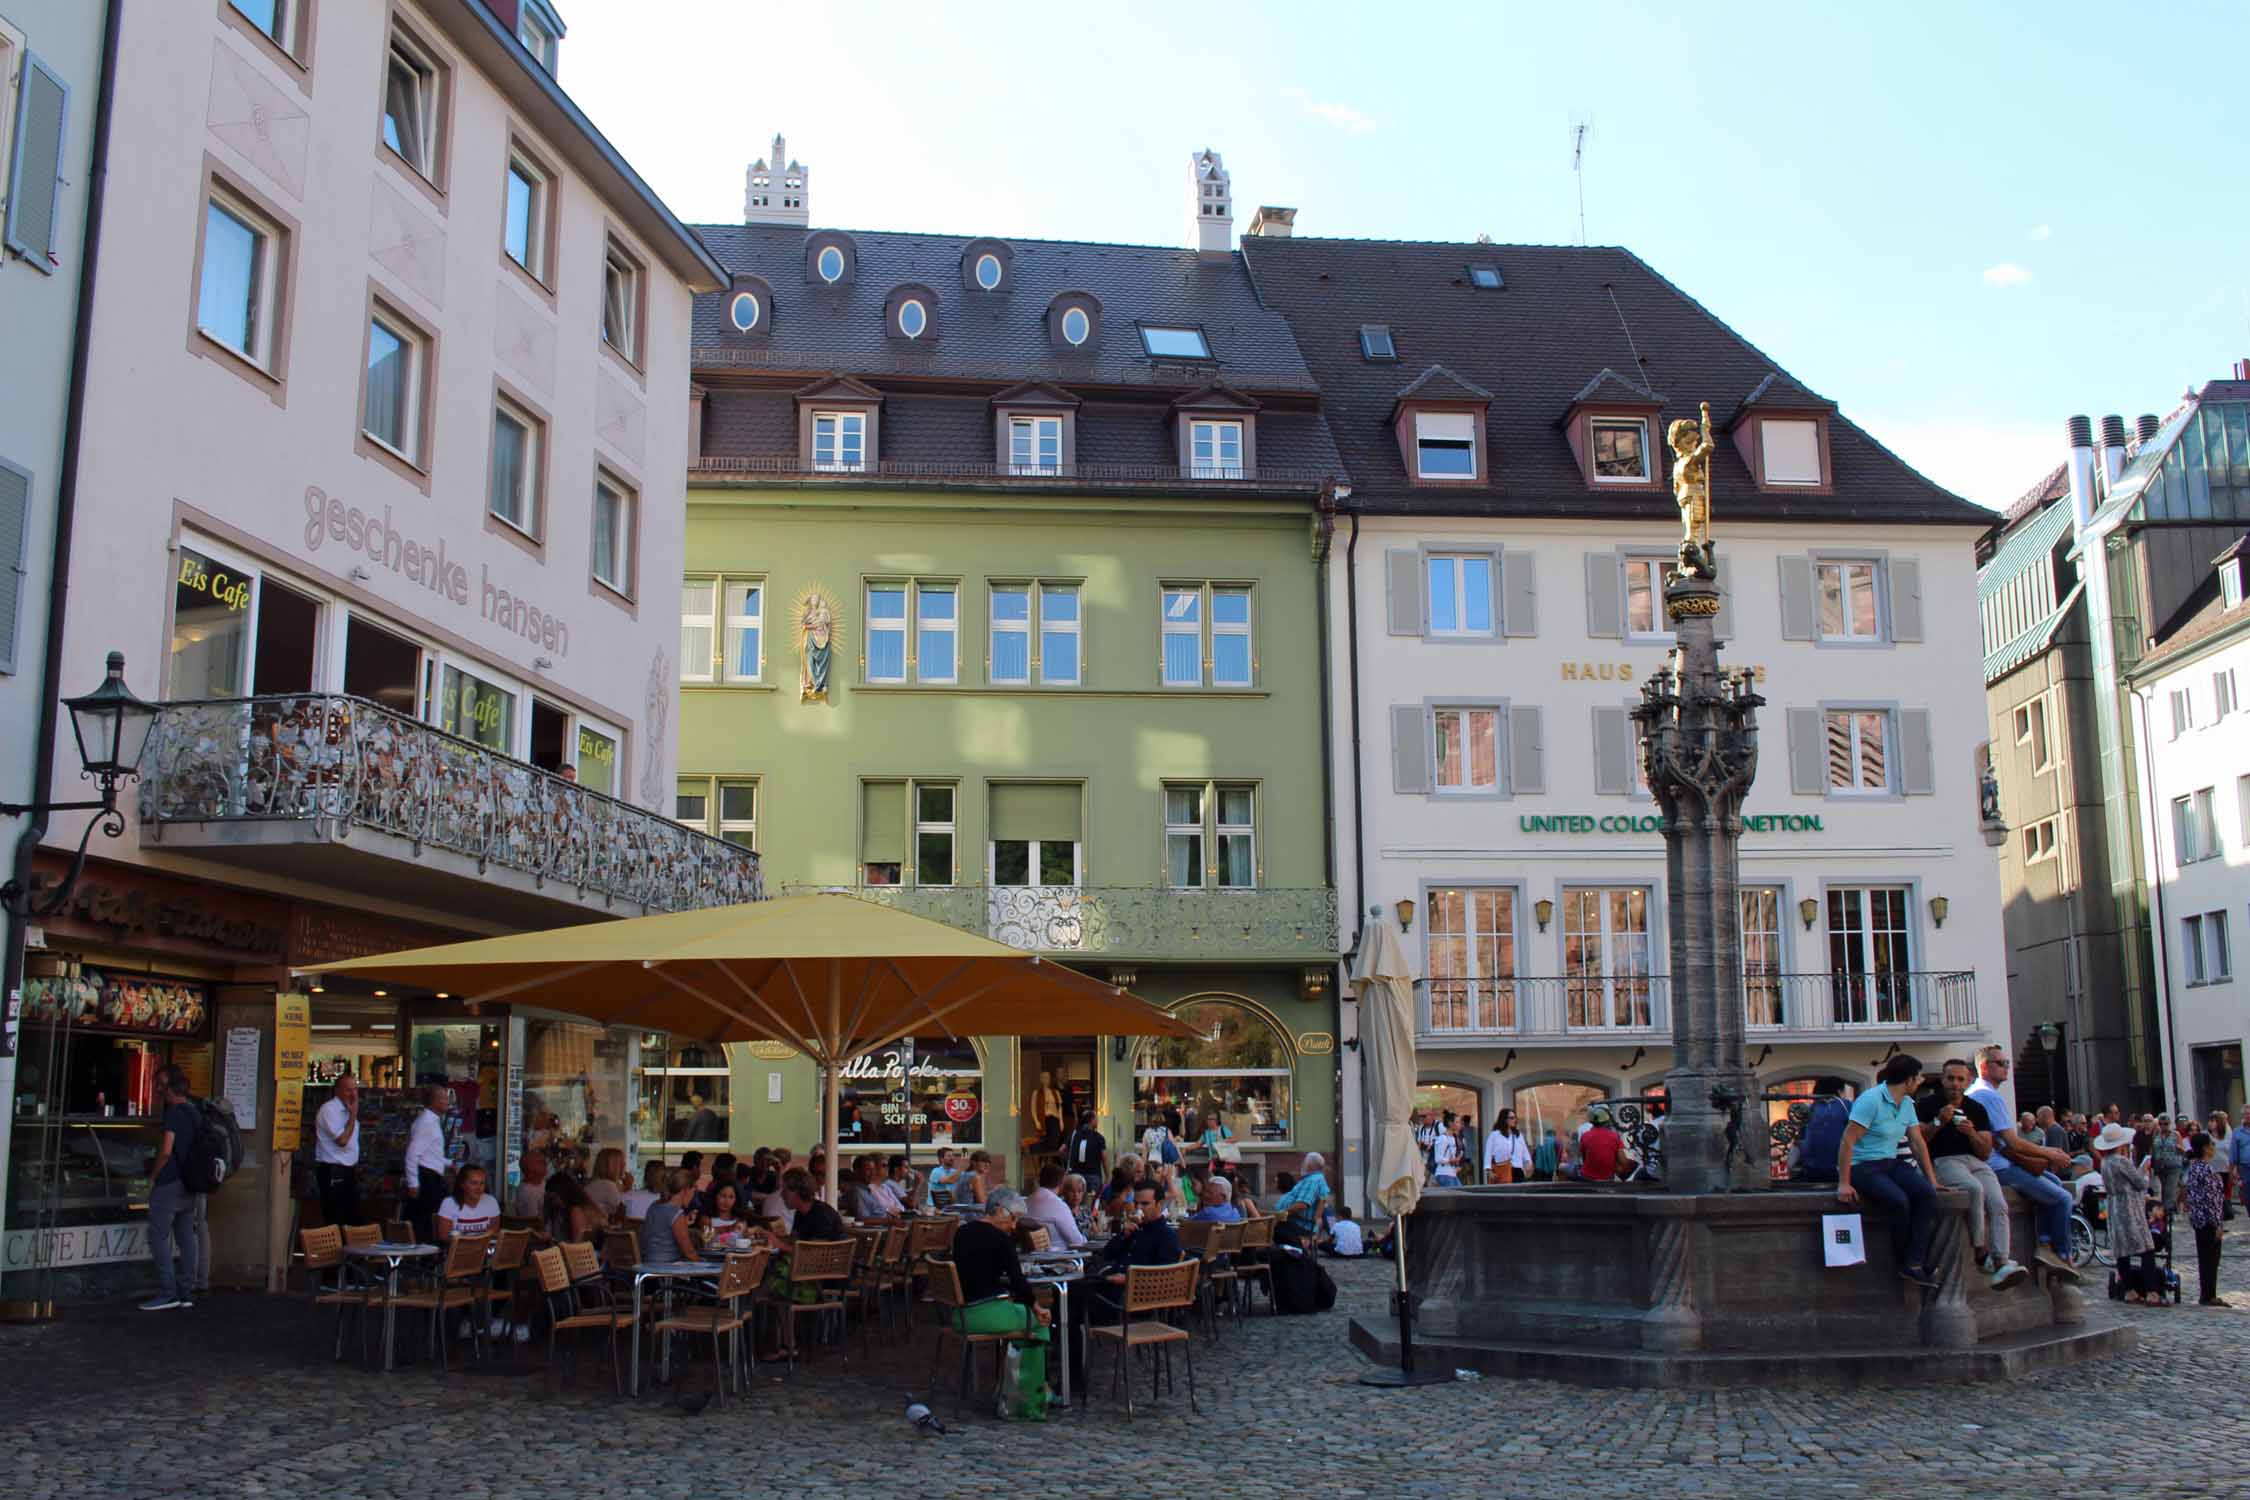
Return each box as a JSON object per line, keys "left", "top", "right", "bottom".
{"left": 620, "top": 1260, "right": 727, "bottom": 1396}
{"left": 342, "top": 1241, "right": 439, "bottom": 1372}
{"left": 1022, "top": 1250, "right": 1090, "bottom": 1407}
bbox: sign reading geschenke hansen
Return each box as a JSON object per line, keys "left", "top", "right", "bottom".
{"left": 4, "top": 1222, "right": 147, "bottom": 1271}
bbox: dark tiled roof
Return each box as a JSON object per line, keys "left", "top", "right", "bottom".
{"left": 2130, "top": 569, "right": 2248, "bottom": 675}
{"left": 1733, "top": 368, "right": 1832, "bottom": 418}
{"left": 1394, "top": 364, "right": 1494, "bottom": 404}
{"left": 689, "top": 224, "right": 1321, "bottom": 394}
{"left": 2000, "top": 462, "right": 2070, "bottom": 528}
{"left": 1566, "top": 368, "right": 1664, "bottom": 410}
{"left": 1241, "top": 236, "right": 1993, "bottom": 525}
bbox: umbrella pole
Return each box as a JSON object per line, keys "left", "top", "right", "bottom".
{"left": 823, "top": 959, "right": 844, "bottom": 1207}
{"left": 824, "top": 1058, "right": 842, "bottom": 1208}
{"left": 1360, "top": 1208, "right": 1449, "bottom": 1387}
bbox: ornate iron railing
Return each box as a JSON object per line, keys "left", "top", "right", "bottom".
{"left": 1418, "top": 970, "right": 1976, "bottom": 1040}
{"left": 139, "top": 694, "right": 763, "bottom": 912}
{"left": 780, "top": 882, "right": 1338, "bottom": 959}
{"left": 1588, "top": 1089, "right": 1847, "bottom": 1185}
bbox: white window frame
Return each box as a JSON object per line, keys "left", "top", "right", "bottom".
{"left": 974, "top": 253, "right": 1003, "bottom": 291}
{"left": 2170, "top": 686, "right": 2193, "bottom": 739}
{"left": 1822, "top": 707, "right": 1894, "bottom": 797}
{"left": 1621, "top": 554, "right": 1671, "bottom": 641}
{"left": 898, "top": 297, "right": 928, "bottom": 339}
{"left": 1039, "top": 583, "right": 1081, "bottom": 686}
{"left": 1740, "top": 886, "right": 1785, "bottom": 1027}
{"left": 362, "top": 304, "right": 427, "bottom": 464}
{"left": 1009, "top": 415, "right": 1062, "bottom": 476}
{"left": 1211, "top": 585, "right": 1253, "bottom": 687}
{"left": 503, "top": 149, "right": 551, "bottom": 282}
{"left": 601, "top": 238, "right": 642, "bottom": 364}
{"left": 727, "top": 291, "right": 760, "bottom": 332}
{"left": 380, "top": 29, "right": 441, "bottom": 182}
{"left": 866, "top": 582, "right": 908, "bottom": 684}
{"left": 989, "top": 583, "right": 1031, "bottom": 686}
{"left": 1140, "top": 325, "right": 1210, "bottom": 359}
{"left": 2023, "top": 696, "right": 2052, "bottom": 771}
{"left": 816, "top": 244, "right": 845, "bottom": 283}
{"left": 229, "top": 0, "right": 298, "bottom": 52}
{"left": 680, "top": 580, "right": 717, "bottom": 684}
{"left": 0, "top": 20, "right": 21, "bottom": 227}
{"left": 1432, "top": 705, "right": 1502, "bottom": 795}
{"left": 1413, "top": 411, "right": 1478, "bottom": 479}
{"left": 2214, "top": 668, "right": 2239, "bottom": 720}
{"left": 429, "top": 654, "right": 524, "bottom": 758}
{"left": 989, "top": 838, "right": 1080, "bottom": 888}
{"left": 1161, "top": 586, "right": 1202, "bottom": 687}
{"left": 1188, "top": 419, "right": 1244, "bottom": 480}
{"left": 487, "top": 395, "right": 542, "bottom": 537}
{"left": 569, "top": 714, "right": 621, "bottom": 796}
{"left": 813, "top": 410, "right": 866, "bottom": 473}
{"left": 1214, "top": 782, "right": 1256, "bottom": 890}
{"left": 1761, "top": 417, "right": 1824, "bottom": 486}
{"left": 2183, "top": 911, "right": 2231, "bottom": 985}
{"left": 1424, "top": 886, "right": 1518, "bottom": 1032}
{"left": 1060, "top": 306, "right": 1091, "bottom": 346}
{"left": 1816, "top": 558, "right": 1885, "bottom": 643}
{"left": 2021, "top": 818, "right": 2057, "bottom": 864}
{"left": 196, "top": 188, "right": 284, "bottom": 371}
{"left": 1589, "top": 417, "right": 1651, "bottom": 483}
{"left": 722, "top": 579, "right": 763, "bottom": 682}
{"left": 914, "top": 582, "right": 957, "bottom": 685}
{"left": 2239, "top": 772, "right": 2250, "bottom": 850}
{"left": 914, "top": 781, "right": 956, "bottom": 887}
{"left": 1162, "top": 783, "right": 1205, "bottom": 889}
{"left": 1561, "top": 885, "right": 1656, "bottom": 1030}
{"left": 1426, "top": 552, "right": 1496, "bottom": 638}
{"left": 516, "top": 4, "right": 560, "bottom": 72}
{"left": 1826, "top": 885, "right": 1914, "bottom": 1024}
{"left": 591, "top": 472, "right": 633, "bottom": 596}
{"left": 675, "top": 776, "right": 711, "bottom": 831}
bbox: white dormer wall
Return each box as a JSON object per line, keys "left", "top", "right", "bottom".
{"left": 745, "top": 131, "right": 809, "bottom": 225}
{"left": 1192, "top": 148, "right": 1232, "bottom": 255}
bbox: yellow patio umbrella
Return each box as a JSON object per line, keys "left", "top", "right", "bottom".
{"left": 302, "top": 891, "right": 1198, "bottom": 1202}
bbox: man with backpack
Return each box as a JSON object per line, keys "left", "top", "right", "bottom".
{"left": 1064, "top": 1108, "right": 1106, "bottom": 1189}
{"left": 1793, "top": 1078, "right": 1854, "bottom": 1183}
{"left": 142, "top": 1064, "right": 202, "bottom": 1311}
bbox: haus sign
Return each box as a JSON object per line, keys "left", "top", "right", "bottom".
{"left": 1519, "top": 812, "right": 1826, "bottom": 834}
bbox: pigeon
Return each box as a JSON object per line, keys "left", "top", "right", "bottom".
{"left": 672, "top": 1388, "right": 712, "bottom": 1416}
{"left": 905, "top": 1396, "right": 947, "bottom": 1436}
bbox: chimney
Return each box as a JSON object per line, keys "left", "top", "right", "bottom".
{"left": 1247, "top": 205, "right": 1297, "bottom": 238}
{"left": 1190, "top": 148, "right": 1232, "bottom": 256}
{"left": 2237, "top": 358, "right": 2250, "bottom": 381}
{"left": 2098, "top": 414, "right": 2128, "bottom": 487}
{"left": 2065, "top": 414, "right": 2098, "bottom": 535}
{"left": 744, "top": 132, "right": 809, "bottom": 226}
{"left": 2135, "top": 413, "right": 2161, "bottom": 443}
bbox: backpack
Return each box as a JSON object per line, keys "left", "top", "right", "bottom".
{"left": 181, "top": 1096, "right": 244, "bottom": 1194}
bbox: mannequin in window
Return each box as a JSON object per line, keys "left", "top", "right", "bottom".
{"left": 1028, "top": 1070, "right": 1064, "bottom": 1151}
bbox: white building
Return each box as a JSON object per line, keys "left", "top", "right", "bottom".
{"left": 1243, "top": 232, "right": 2010, "bottom": 1203}
{"left": 2129, "top": 534, "right": 2250, "bottom": 1119}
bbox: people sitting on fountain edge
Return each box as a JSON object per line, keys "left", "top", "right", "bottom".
{"left": 1914, "top": 1057, "right": 2030, "bottom": 1291}
{"left": 1834, "top": 1052, "right": 1944, "bottom": 1289}
{"left": 1965, "top": 1043, "right": 2084, "bottom": 1283}
{"left": 1790, "top": 1078, "right": 1855, "bottom": 1183}
{"left": 1575, "top": 1105, "right": 1636, "bottom": 1183}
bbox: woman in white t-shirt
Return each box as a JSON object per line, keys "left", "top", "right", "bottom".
{"left": 585, "top": 1147, "right": 628, "bottom": 1220}
{"left": 436, "top": 1165, "right": 502, "bottom": 1242}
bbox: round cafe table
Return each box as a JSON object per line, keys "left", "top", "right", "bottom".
{"left": 618, "top": 1261, "right": 726, "bottom": 1395}
{"left": 343, "top": 1242, "right": 439, "bottom": 1372}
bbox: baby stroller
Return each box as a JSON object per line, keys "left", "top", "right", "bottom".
{"left": 2105, "top": 1193, "right": 2184, "bottom": 1305}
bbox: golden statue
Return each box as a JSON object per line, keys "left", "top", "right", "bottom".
{"left": 789, "top": 583, "right": 840, "bottom": 703}
{"left": 1667, "top": 400, "right": 1716, "bottom": 578}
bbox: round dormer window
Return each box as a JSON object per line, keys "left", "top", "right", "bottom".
{"left": 974, "top": 253, "right": 1003, "bottom": 291}
{"left": 816, "top": 245, "right": 845, "bottom": 283}
{"left": 1061, "top": 306, "right": 1091, "bottom": 346}
{"left": 899, "top": 298, "right": 928, "bottom": 339}
{"left": 728, "top": 291, "right": 760, "bottom": 332}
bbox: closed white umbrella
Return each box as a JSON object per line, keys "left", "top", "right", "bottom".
{"left": 1352, "top": 921, "right": 1446, "bottom": 1385}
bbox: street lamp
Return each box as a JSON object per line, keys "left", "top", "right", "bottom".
{"left": 1, "top": 652, "right": 157, "bottom": 918}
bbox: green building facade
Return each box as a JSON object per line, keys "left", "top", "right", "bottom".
{"left": 668, "top": 217, "right": 1343, "bottom": 1193}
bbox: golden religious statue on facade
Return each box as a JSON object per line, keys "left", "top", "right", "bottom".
{"left": 1667, "top": 400, "right": 1717, "bottom": 579}
{"left": 791, "top": 584, "right": 839, "bottom": 703}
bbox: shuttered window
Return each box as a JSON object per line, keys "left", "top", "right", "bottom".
{"left": 3, "top": 51, "right": 67, "bottom": 269}
{"left": 0, "top": 458, "right": 29, "bottom": 673}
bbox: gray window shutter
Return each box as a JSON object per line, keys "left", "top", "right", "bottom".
{"left": 1712, "top": 554, "right": 1735, "bottom": 641}
{"left": 0, "top": 459, "right": 28, "bottom": 674}
{"left": 1584, "top": 551, "right": 1622, "bottom": 638}
{"left": 1888, "top": 556, "right": 1923, "bottom": 643}
{"left": 1778, "top": 555, "right": 1816, "bottom": 641}
{"left": 1786, "top": 707, "right": 1826, "bottom": 795}
{"left": 1509, "top": 704, "right": 1545, "bottom": 794}
{"left": 1385, "top": 548, "right": 1423, "bottom": 636}
{"left": 1592, "top": 705, "right": 1632, "bottom": 795}
{"left": 1391, "top": 704, "right": 1430, "bottom": 794}
{"left": 1501, "top": 548, "right": 1537, "bottom": 637}
{"left": 4, "top": 54, "right": 69, "bottom": 267}
{"left": 1899, "top": 708, "right": 1935, "bottom": 795}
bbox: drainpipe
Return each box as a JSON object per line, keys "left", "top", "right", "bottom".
{"left": 2127, "top": 686, "right": 2181, "bottom": 1112}
{"left": 1312, "top": 479, "right": 1341, "bottom": 1184}
{"left": 3, "top": 0, "right": 123, "bottom": 1065}
{"left": 1342, "top": 506, "right": 1370, "bottom": 1212}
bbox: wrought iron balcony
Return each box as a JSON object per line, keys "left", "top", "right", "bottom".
{"left": 1415, "top": 970, "right": 1978, "bottom": 1043}
{"left": 139, "top": 694, "right": 762, "bottom": 922}
{"left": 687, "top": 455, "right": 1331, "bottom": 492}
{"left": 783, "top": 883, "right": 1338, "bottom": 961}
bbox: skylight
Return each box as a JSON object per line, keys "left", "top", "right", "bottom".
{"left": 1466, "top": 264, "right": 1503, "bottom": 289}
{"left": 1359, "top": 325, "right": 1396, "bottom": 361}
{"left": 1140, "top": 325, "right": 1211, "bottom": 359}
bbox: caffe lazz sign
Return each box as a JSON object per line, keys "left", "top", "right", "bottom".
{"left": 4, "top": 1222, "right": 148, "bottom": 1271}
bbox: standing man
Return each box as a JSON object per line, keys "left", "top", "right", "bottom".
{"left": 141, "top": 1064, "right": 201, "bottom": 1311}
{"left": 1965, "top": 1045, "right": 2080, "bottom": 1280}
{"left": 313, "top": 1070, "right": 362, "bottom": 1229}
{"left": 1431, "top": 1111, "right": 1463, "bottom": 1187}
{"left": 402, "top": 1085, "right": 452, "bottom": 1245}
{"left": 1064, "top": 1108, "right": 1107, "bottom": 1191}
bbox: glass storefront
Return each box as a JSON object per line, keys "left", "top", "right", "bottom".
{"left": 575, "top": 724, "right": 618, "bottom": 796}
{"left": 408, "top": 1020, "right": 499, "bottom": 1174}
{"left": 637, "top": 1038, "right": 732, "bottom": 1158}
{"left": 1135, "top": 999, "right": 1293, "bottom": 1146}
{"left": 831, "top": 1039, "right": 985, "bottom": 1149}
{"left": 438, "top": 663, "right": 516, "bottom": 752}
{"left": 170, "top": 545, "right": 254, "bottom": 697}
{"left": 518, "top": 1015, "right": 631, "bottom": 1181}
{"left": 1511, "top": 1080, "right": 1611, "bottom": 1169}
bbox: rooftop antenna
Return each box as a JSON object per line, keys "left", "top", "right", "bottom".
{"left": 1570, "top": 116, "right": 1592, "bottom": 246}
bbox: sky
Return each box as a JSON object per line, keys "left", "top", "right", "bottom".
{"left": 560, "top": 0, "right": 2250, "bottom": 513}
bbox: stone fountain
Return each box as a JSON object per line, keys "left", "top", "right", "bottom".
{"left": 1348, "top": 405, "right": 2134, "bottom": 1387}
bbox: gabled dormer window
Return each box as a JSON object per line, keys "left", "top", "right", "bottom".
{"left": 2221, "top": 555, "right": 2246, "bottom": 610}
{"left": 1590, "top": 417, "right": 1649, "bottom": 482}
{"left": 1761, "top": 418, "right": 1823, "bottom": 486}
{"left": 1414, "top": 412, "right": 1478, "bottom": 478}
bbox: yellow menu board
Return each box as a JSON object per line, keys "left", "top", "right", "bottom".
{"left": 271, "top": 1084, "right": 303, "bottom": 1150}
{"left": 274, "top": 993, "right": 311, "bottom": 1082}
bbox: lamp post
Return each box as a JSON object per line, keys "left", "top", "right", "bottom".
{"left": 0, "top": 652, "right": 158, "bottom": 918}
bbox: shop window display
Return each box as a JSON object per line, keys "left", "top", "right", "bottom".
{"left": 637, "top": 1038, "right": 732, "bottom": 1156}
{"left": 830, "top": 1039, "right": 984, "bottom": 1150}
{"left": 520, "top": 1016, "right": 631, "bottom": 1182}
{"left": 1134, "top": 999, "right": 1293, "bottom": 1146}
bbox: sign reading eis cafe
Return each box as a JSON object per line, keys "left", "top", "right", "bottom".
{"left": 1520, "top": 812, "right": 1824, "bottom": 835}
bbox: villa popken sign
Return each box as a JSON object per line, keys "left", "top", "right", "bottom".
{"left": 1519, "top": 812, "right": 1825, "bottom": 834}
{"left": 302, "top": 485, "right": 573, "bottom": 657}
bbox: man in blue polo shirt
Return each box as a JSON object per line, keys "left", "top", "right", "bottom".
{"left": 1836, "top": 1052, "right": 1942, "bottom": 1287}
{"left": 1965, "top": 1044, "right": 2081, "bottom": 1280}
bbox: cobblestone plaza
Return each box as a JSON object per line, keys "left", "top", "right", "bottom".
{"left": 6, "top": 1250, "right": 2243, "bottom": 1499}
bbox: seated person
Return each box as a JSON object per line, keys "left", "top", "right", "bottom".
{"left": 1188, "top": 1174, "right": 1244, "bottom": 1223}
{"left": 1321, "top": 1205, "right": 1364, "bottom": 1257}
{"left": 946, "top": 1189, "right": 1051, "bottom": 1391}
{"left": 436, "top": 1165, "right": 502, "bottom": 1242}
{"left": 1092, "top": 1182, "right": 1183, "bottom": 1321}
{"left": 545, "top": 1173, "right": 605, "bottom": 1244}
{"left": 1576, "top": 1108, "right": 1636, "bottom": 1183}
{"left": 886, "top": 1154, "right": 922, "bottom": 1209}
{"left": 702, "top": 1181, "right": 745, "bottom": 1245}
{"left": 1060, "top": 1173, "right": 1094, "bottom": 1234}
{"left": 621, "top": 1159, "right": 664, "bottom": 1220}
{"left": 1021, "top": 1162, "right": 1087, "bottom": 1249}
{"left": 927, "top": 1148, "right": 962, "bottom": 1204}
{"left": 1271, "top": 1154, "right": 1334, "bottom": 1235}
{"left": 638, "top": 1167, "right": 699, "bottom": 1266}
{"left": 848, "top": 1155, "right": 906, "bottom": 1220}
{"left": 955, "top": 1151, "right": 993, "bottom": 1207}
